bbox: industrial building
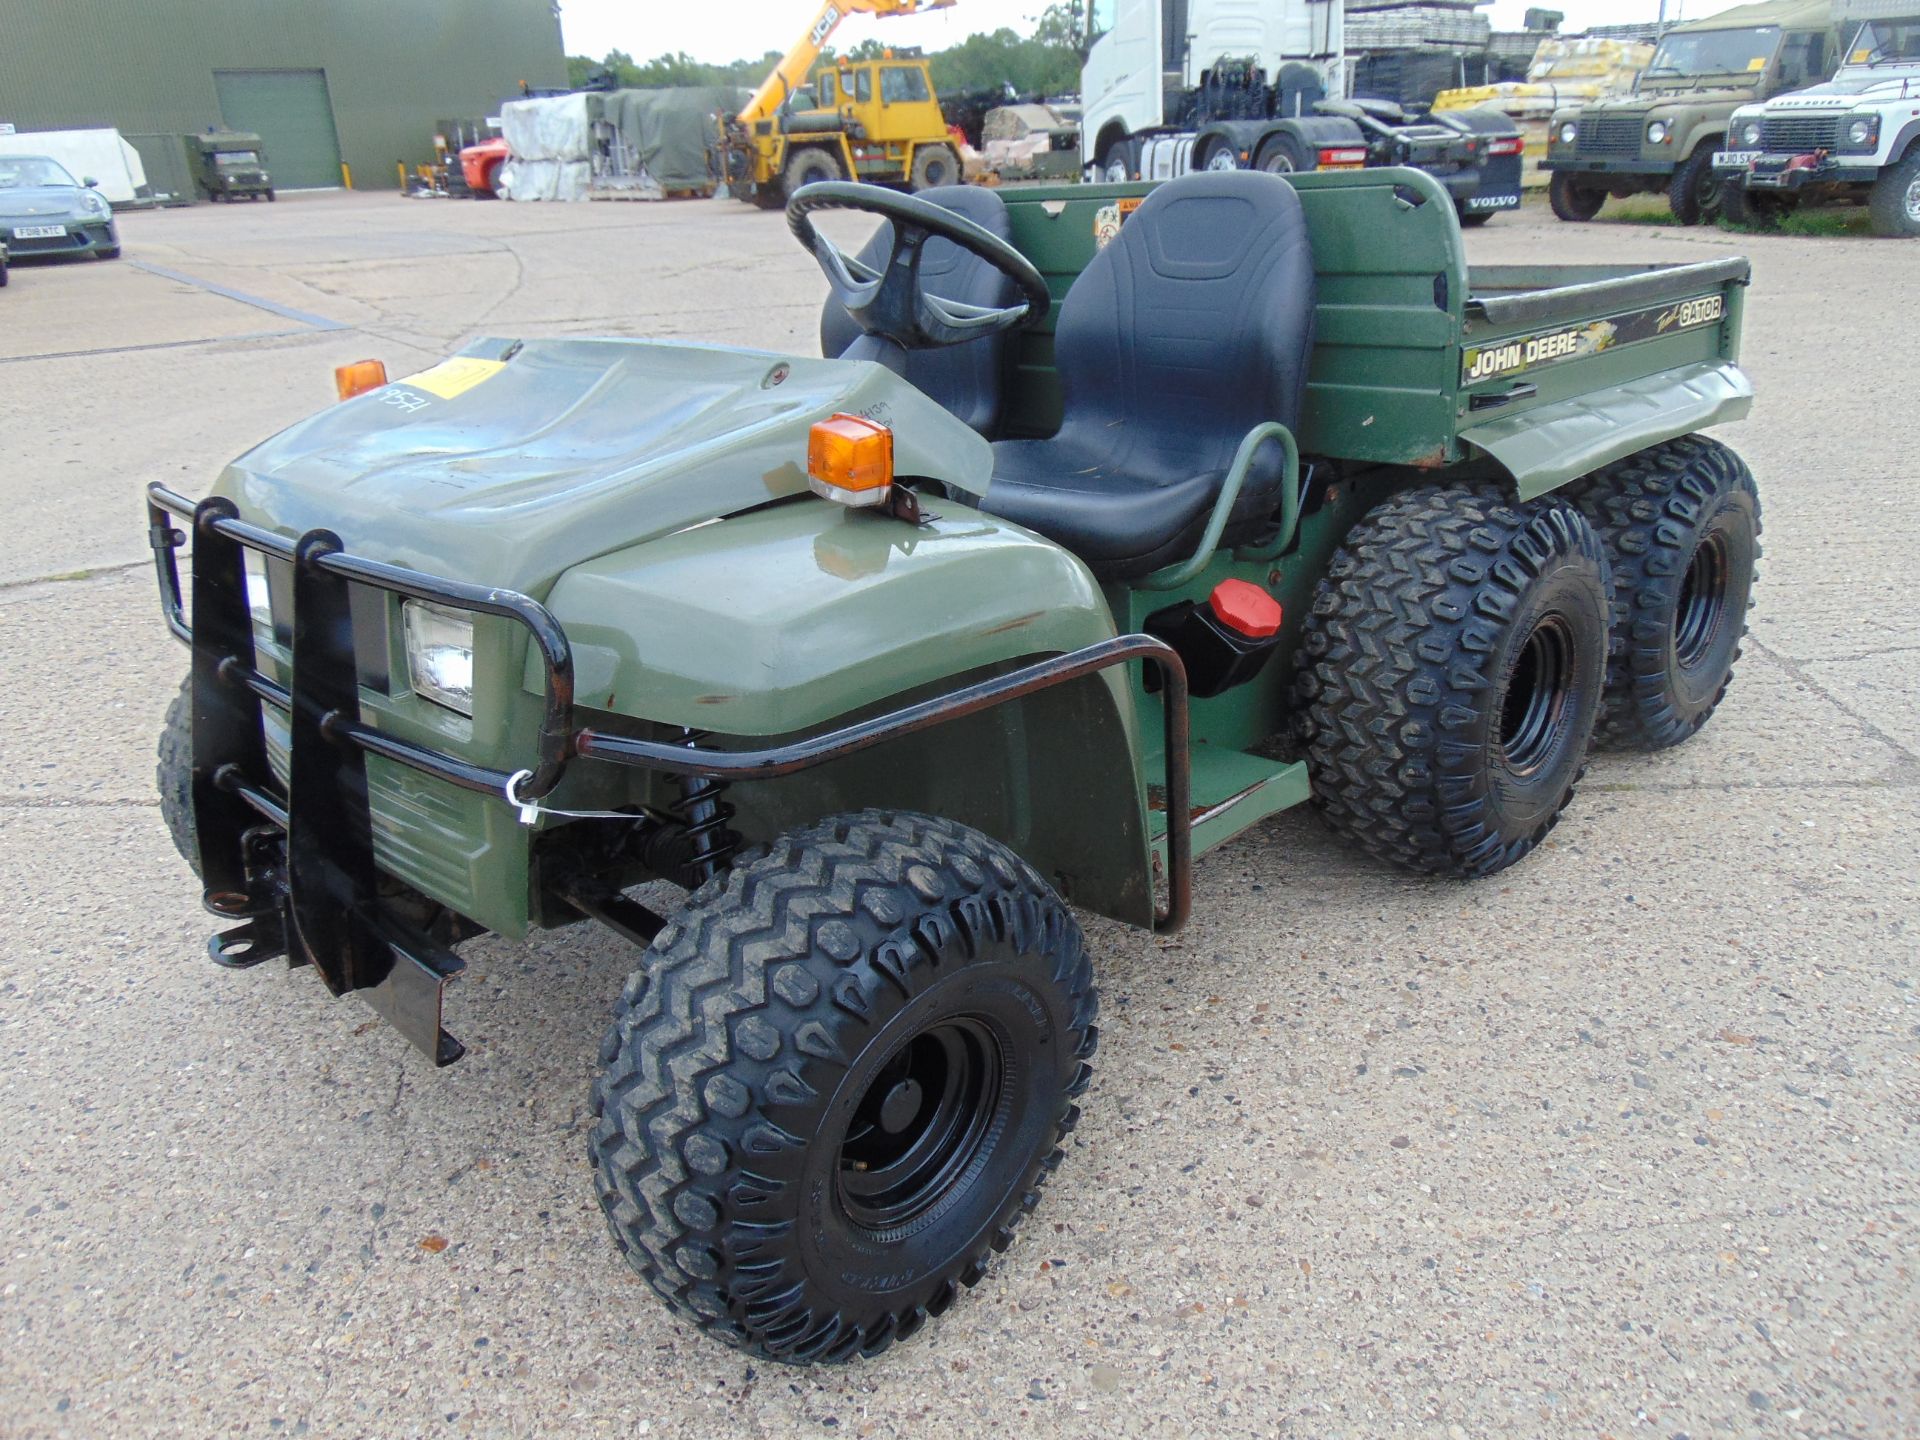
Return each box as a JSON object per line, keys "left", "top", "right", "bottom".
{"left": 0, "top": 0, "right": 568, "bottom": 191}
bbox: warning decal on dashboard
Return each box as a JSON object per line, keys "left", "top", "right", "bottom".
{"left": 401, "top": 357, "right": 507, "bottom": 400}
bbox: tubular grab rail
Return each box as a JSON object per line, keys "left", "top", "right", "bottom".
{"left": 147, "top": 482, "right": 1196, "bottom": 932}
{"left": 1138, "top": 421, "right": 1301, "bottom": 591}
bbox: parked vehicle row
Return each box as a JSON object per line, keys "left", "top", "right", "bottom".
{"left": 1716, "top": 1, "right": 1920, "bottom": 236}
{"left": 1543, "top": 0, "right": 1835, "bottom": 225}
{"left": 1544, "top": 0, "right": 1920, "bottom": 236}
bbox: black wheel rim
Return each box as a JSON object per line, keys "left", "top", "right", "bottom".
{"left": 1674, "top": 531, "right": 1731, "bottom": 670}
{"left": 1694, "top": 163, "right": 1719, "bottom": 211}
{"left": 1499, "top": 614, "right": 1575, "bottom": 776}
{"left": 837, "top": 1017, "right": 1004, "bottom": 1232}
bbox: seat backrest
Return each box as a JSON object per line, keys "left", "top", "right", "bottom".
{"left": 1051, "top": 170, "right": 1316, "bottom": 486}
{"left": 818, "top": 185, "right": 1017, "bottom": 436}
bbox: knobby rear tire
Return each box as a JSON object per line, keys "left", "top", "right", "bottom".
{"left": 1563, "top": 435, "right": 1761, "bottom": 751}
{"left": 1294, "top": 485, "right": 1613, "bottom": 877}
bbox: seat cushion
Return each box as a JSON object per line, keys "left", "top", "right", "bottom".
{"left": 988, "top": 439, "right": 1234, "bottom": 577}
{"left": 819, "top": 185, "right": 1017, "bottom": 436}
{"left": 981, "top": 171, "right": 1316, "bottom": 582}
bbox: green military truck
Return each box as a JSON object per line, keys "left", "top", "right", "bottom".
{"left": 188, "top": 131, "right": 275, "bottom": 202}
{"left": 1544, "top": 0, "right": 1840, "bottom": 223}
{"left": 147, "top": 169, "right": 1760, "bottom": 1364}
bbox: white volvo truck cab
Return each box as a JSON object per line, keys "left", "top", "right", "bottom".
{"left": 1715, "top": 0, "right": 1920, "bottom": 235}
{"left": 1079, "top": 0, "right": 1524, "bottom": 221}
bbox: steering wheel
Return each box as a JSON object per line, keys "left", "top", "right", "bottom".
{"left": 787, "top": 182, "right": 1050, "bottom": 351}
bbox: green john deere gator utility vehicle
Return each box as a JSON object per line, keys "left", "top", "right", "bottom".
{"left": 148, "top": 167, "right": 1760, "bottom": 1364}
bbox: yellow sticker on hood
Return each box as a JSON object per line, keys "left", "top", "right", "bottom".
{"left": 401, "top": 356, "right": 507, "bottom": 399}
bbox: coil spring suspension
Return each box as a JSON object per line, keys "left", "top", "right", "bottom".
{"left": 669, "top": 728, "right": 740, "bottom": 888}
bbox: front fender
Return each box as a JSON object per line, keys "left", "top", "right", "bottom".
{"left": 543, "top": 496, "right": 1158, "bottom": 925}
{"left": 547, "top": 497, "right": 1119, "bottom": 731}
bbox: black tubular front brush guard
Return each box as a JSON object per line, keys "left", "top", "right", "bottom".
{"left": 148, "top": 482, "right": 1193, "bottom": 1006}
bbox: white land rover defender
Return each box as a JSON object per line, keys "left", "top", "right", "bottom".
{"left": 1715, "top": 0, "right": 1920, "bottom": 235}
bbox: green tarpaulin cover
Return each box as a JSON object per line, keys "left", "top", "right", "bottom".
{"left": 591, "top": 87, "right": 746, "bottom": 191}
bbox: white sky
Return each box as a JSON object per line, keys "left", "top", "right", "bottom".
{"left": 556, "top": 0, "right": 1738, "bottom": 66}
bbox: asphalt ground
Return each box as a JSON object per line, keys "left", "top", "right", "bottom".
{"left": 1, "top": 189, "right": 1915, "bottom": 1440}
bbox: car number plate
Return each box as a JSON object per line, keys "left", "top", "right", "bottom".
{"left": 14, "top": 224, "right": 67, "bottom": 238}
{"left": 1714, "top": 150, "right": 1761, "bottom": 170}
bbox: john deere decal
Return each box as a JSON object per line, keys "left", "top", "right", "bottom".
{"left": 1462, "top": 292, "right": 1725, "bottom": 386}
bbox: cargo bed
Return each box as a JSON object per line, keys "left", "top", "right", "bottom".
{"left": 997, "top": 170, "right": 1751, "bottom": 498}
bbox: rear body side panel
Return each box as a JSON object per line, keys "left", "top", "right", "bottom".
{"left": 996, "top": 172, "right": 1749, "bottom": 494}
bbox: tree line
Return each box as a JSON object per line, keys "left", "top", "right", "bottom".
{"left": 565, "top": 4, "right": 1085, "bottom": 99}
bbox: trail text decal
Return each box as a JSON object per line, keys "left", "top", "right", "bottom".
{"left": 1461, "top": 292, "right": 1725, "bottom": 386}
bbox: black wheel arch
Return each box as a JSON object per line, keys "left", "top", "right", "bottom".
{"left": 1888, "top": 118, "right": 1920, "bottom": 162}
{"left": 1193, "top": 121, "right": 1262, "bottom": 168}
{"left": 1092, "top": 122, "right": 1134, "bottom": 174}
{"left": 1254, "top": 113, "right": 1366, "bottom": 168}
{"left": 1435, "top": 105, "right": 1522, "bottom": 139}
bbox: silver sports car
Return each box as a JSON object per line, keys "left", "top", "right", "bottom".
{"left": 0, "top": 154, "right": 121, "bottom": 261}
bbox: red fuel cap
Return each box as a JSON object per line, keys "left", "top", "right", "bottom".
{"left": 1208, "top": 579, "right": 1282, "bottom": 638}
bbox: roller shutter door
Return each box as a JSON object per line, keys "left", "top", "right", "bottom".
{"left": 213, "top": 69, "right": 343, "bottom": 190}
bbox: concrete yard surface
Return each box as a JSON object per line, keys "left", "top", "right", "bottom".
{"left": 0, "top": 190, "right": 1915, "bottom": 1439}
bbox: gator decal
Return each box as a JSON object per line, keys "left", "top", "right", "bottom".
{"left": 1462, "top": 292, "right": 1726, "bottom": 385}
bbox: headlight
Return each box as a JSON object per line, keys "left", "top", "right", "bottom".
{"left": 243, "top": 550, "right": 272, "bottom": 628}
{"left": 1647, "top": 120, "right": 1669, "bottom": 144}
{"left": 1559, "top": 121, "right": 1577, "bottom": 145}
{"left": 403, "top": 601, "right": 475, "bottom": 716}
{"left": 1845, "top": 115, "right": 1879, "bottom": 150}
{"left": 86, "top": 191, "right": 111, "bottom": 217}
{"left": 1741, "top": 120, "right": 1763, "bottom": 147}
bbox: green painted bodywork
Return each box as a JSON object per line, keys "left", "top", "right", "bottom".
{"left": 991, "top": 170, "right": 1750, "bottom": 489}
{"left": 539, "top": 496, "right": 1159, "bottom": 927}
{"left": 199, "top": 165, "right": 1755, "bottom": 940}
{"left": 187, "top": 131, "right": 271, "bottom": 200}
{"left": 544, "top": 499, "right": 1110, "bottom": 735}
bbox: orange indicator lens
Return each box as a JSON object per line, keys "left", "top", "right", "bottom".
{"left": 334, "top": 359, "right": 388, "bottom": 402}
{"left": 807, "top": 413, "right": 895, "bottom": 505}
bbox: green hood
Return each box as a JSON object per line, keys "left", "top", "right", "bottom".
{"left": 1588, "top": 83, "right": 1762, "bottom": 113}
{"left": 216, "top": 338, "right": 992, "bottom": 597}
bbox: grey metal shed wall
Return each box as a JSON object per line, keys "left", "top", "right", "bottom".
{"left": 0, "top": 0, "right": 566, "bottom": 189}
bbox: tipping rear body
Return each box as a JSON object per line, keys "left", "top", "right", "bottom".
{"left": 992, "top": 169, "right": 1750, "bottom": 492}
